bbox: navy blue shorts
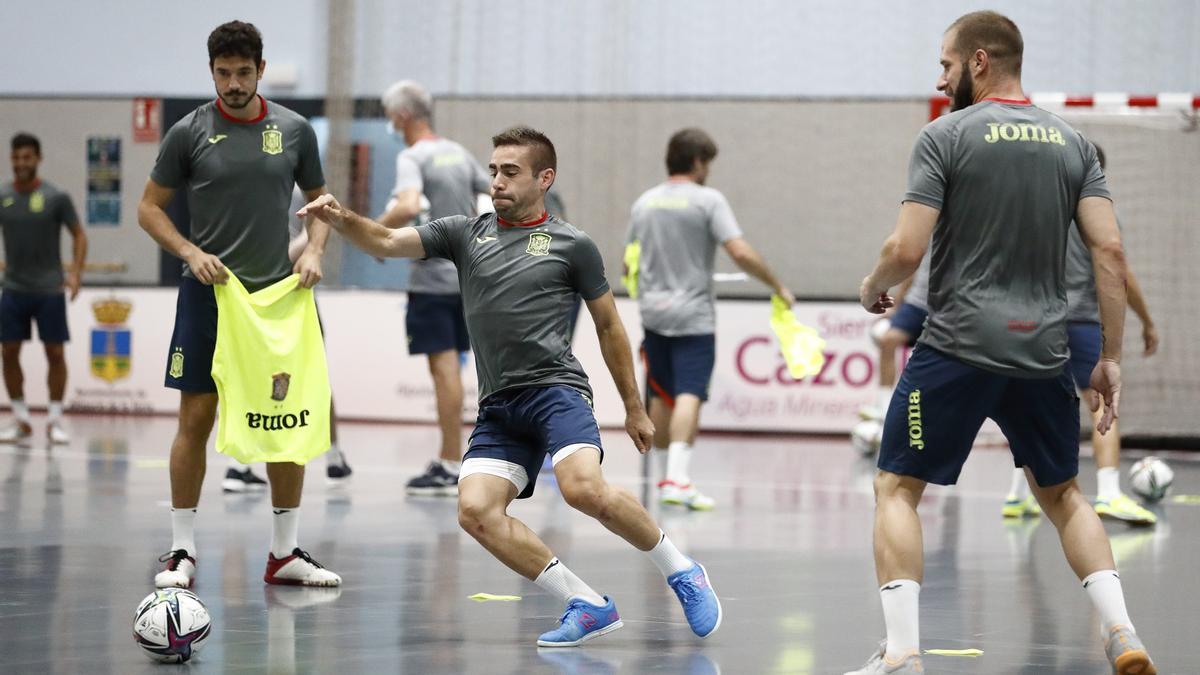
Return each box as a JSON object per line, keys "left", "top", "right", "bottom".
{"left": 0, "top": 290, "right": 69, "bottom": 343}
{"left": 889, "top": 303, "right": 928, "bottom": 346}
{"left": 642, "top": 330, "right": 716, "bottom": 404}
{"left": 407, "top": 292, "right": 470, "bottom": 355}
{"left": 164, "top": 277, "right": 218, "bottom": 392}
{"left": 878, "top": 345, "right": 1080, "bottom": 487}
{"left": 1066, "top": 321, "right": 1101, "bottom": 390}
{"left": 463, "top": 385, "right": 603, "bottom": 499}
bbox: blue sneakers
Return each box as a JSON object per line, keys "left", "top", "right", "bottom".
{"left": 667, "top": 561, "right": 722, "bottom": 638}
{"left": 536, "top": 596, "right": 624, "bottom": 647}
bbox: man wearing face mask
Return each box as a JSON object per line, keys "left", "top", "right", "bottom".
{"left": 378, "top": 80, "right": 492, "bottom": 496}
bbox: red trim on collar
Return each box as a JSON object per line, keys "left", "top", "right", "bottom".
{"left": 498, "top": 211, "right": 550, "bottom": 228}
{"left": 215, "top": 95, "right": 268, "bottom": 124}
{"left": 982, "top": 97, "right": 1032, "bottom": 105}
{"left": 13, "top": 178, "right": 41, "bottom": 193}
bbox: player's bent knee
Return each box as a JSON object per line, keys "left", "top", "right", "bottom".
{"left": 560, "top": 478, "right": 610, "bottom": 517}
{"left": 457, "top": 495, "right": 502, "bottom": 536}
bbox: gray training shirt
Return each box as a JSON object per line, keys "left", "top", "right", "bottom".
{"left": 417, "top": 212, "right": 610, "bottom": 400}
{"left": 1065, "top": 216, "right": 1124, "bottom": 323}
{"left": 904, "top": 251, "right": 931, "bottom": 312}
{"left": 393, "top": 138, "right": 490, "bottom": 295}
{"left": 0, "top": 180, "right": 78, "bottom": 293}
{"left": 151, "top": 97, "right": 325, "bottom": 292}
{"left": 625, "top": 180, "right": 744, "bottom": 336}
{"left": 904, "top": 99, "right": 1110, "bottom": 376}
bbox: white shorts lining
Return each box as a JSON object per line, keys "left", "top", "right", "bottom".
{"left": 460, "top": 457, "right": 529, "bottom": 494}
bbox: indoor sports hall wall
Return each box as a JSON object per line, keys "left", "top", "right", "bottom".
{"left": 432, "top": 97, "right": 926, "bottom": 298}
{"left": 4, "top": 1, "right": 1197, "bottom": 98}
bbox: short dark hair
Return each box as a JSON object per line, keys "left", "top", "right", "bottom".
{"left": 1092, "top": 142, "right": 1107, "bottom": 170}
{"left": 208, "top": 20, "right": 263, "bottom": 67}
{"left": 492, "top": 126, "right": 557, "bottom": 174}
{"left": 666, "top": 128, "right": 717, "bottom": 175}
{"left": 11, "top": 132, "right": 40, "bottom": 156}
{"left": 947, "top": 11, "right": 1023, "bottom": 77}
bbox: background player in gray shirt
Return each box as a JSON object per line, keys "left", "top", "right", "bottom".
{"left": 849, "top": 12, "right": 1153, "bottom": 674}
{"left": 138, "top": 20, "right": 340, "bottom": 590}
{"left": 1005, "top": 142, "right": 1161, "bottom": 525}
{"left": 378, "top": 80, "right": 492, "bottom": 496}
{"left": 625, "top": 128, "right": 793, "bottom": 510}
{"left": 0, "top": 132, "right": 87, "bottom": 445}
{"left": 300, "top": 126, "right": 722, "bottom": 648}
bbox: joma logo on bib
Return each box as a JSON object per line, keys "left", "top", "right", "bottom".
{"left": 246, "top": 410, "right": 312, "bottom": 430}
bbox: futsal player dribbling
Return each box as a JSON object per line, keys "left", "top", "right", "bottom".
{"left": 848, "top": 11, "right": 1154, "bottom": 674}
{"left": 138, "top": 21, "right": 340, "bottom": 588}
{"left": 300, "top": 126, "right": 722, "bottom": 646}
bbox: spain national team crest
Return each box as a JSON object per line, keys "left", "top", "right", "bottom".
{"left": 526, "top": 232, "right": 552, "bottom": 256}
{"left": 262, "top": 123, "right": 283, "bottom": 155}
{"left": 90, "top": 299, "right": 133, "bottom": 383}
{"left": 271, "top": 372, "right": 291, "bottom": 401}
{"left": 29, "top": 191, "right": 44, "bottom": 213}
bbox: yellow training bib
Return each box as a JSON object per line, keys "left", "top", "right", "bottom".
{"left": 212, "top": 273, "right": 331, "bottom": 465}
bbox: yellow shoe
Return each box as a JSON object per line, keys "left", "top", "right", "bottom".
{"left": 1094, "top": 493, "right": 1157, "bottom": 526}
{"left": 659, "top": 481, "right": 716, "bottom": 511}
{"left": 1001, "top": 495, "right": 1042, "bottom": 519}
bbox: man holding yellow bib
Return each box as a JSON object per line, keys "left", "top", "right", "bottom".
{"left": 137, "top": 21, "right": 340, "bottom": 588}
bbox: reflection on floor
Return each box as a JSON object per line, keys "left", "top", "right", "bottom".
{"left": 0, "top": 414, "right": 1194, "bottom": 673}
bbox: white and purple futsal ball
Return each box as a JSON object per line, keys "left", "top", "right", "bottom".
{"left": 1129, "top": 457, "right": 1174, "bottom": 503}
{"left": 133, "top": 588, "right": 211, "bottom": 663}
{"left": 851, "top": 419, "right": 883, "bottom": 457}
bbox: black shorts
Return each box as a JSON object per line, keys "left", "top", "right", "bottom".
{"left": 878, "top": 344, "right": 1080, "bottom": 487}
{"left": 1066, "top": 321, "right": 1102, "bottom": 390}
{"left": 0, "top": 290, "right": 69, "bottom": 343}
{"left": 889, "top": 303, "right": 928, "bottom": 346}
{"left": 406, "top": 292, "right": 470, "bottom": 355}
{"left": 642, "top": 330, "right": 716, "bottom": 404}
{"left": 164, "top": 277, "right": 219, "bottom": 392}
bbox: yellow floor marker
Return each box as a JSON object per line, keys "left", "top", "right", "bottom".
{"left": 468, "top": 593, "right": 522, "bottom": 602}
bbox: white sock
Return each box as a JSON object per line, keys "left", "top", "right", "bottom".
{"left": 327, "top": 442, "right": 345, "bottom": 465}
{"left": 440, "top": 459, "right": 461, "bottom": 475}
{"left": 646, "top": 530, "right": 693, "bottom": 577}
{"left": 170, "top": 508, "right": 197, "bottom": 555}
{"left": 228, "top": 458, "right": 251, "bottom": 471}
{"left": 48, "top": 401, "right": 64, "bottom": 422}
{"left": 877, "top": 385, "right": 894, "bottom": 417}
{"left": 653, "top": 447, "right": 668, "bottom": 480}
{"left": 666, "top": 441, "right": 692, "bottom": 485}
{"left": 1008, "top": 468, "right": 1029, "bottom": 499}
{"left": 1083, "top": 570, "right": 1133, "bottom": 637}
{"left": 880, "top": 579, "right": 920, "bottom": 659}
{"left": 271, "top": 508, "right": 300, "bottom": 557}
{"left": 534, "top": 557, "right": 605, "bottom": 606}
{"left": 11, "top": 399, "right": 30, "bottom": 423}
{"left": 1097, "top": 467, "right": 1121, "bottom": 501}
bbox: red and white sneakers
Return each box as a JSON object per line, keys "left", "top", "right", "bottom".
{"left": 264, "top": 548, "right": 342, "bottom": 587}
{"left": 154, "top": 549, "right": 197, "bottom": 589}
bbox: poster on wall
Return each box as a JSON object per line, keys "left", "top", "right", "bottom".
{"left": 85, "top": 136, "right": 121, "bottom": 225}
{"left": 132, "top": 97, "right": 161, "bottom": 143}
